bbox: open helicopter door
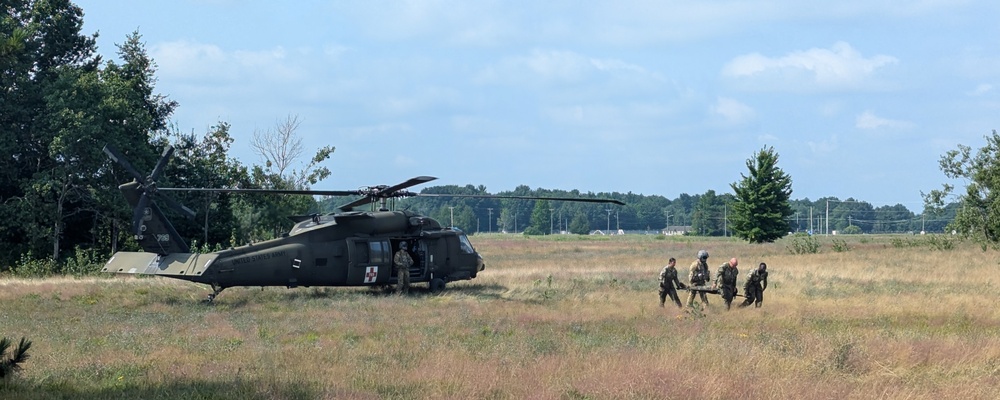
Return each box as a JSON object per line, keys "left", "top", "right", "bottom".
{"left": 345, "top": 238, "right": 391, "bottom": 285}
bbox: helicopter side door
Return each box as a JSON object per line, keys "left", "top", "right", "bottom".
{"left": 346, "top": 238, "right": 391, "bottom": 285}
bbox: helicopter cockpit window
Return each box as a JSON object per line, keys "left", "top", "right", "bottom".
{"left": 457, "top": 234, "right": 475, "bottom": 254}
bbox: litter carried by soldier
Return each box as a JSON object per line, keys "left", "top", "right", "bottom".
{"left": 686, "top": 250, "right": 711, "bottom": 308}
{"left": 658, "top": 257, "right": 686, "bottom": 308}
{"left": 739, "top": 262, "right": 768, "bottom": 308}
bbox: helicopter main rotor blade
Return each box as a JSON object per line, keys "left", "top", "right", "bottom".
{"left": 158, "top": 193, "right": 197, "bottom": 220}
{"left": 149, "top": 145, "right": 174, "bottom": 182}
{"left": 337, "top": 196, "right": 377, "bottom": 211}
{"left": 102, "top": 145, "right": 145, "bottom": 183}
{"left": 381, "top": 176, "right": 437, "bottom": 195}
{"left": 335, "top": 176, "right": 439, "bottom": 211}
{"left": 159, "top": 188, "right": 363, "bottom": 197}
{"left": 415, "top": 193, "right": 625, "bottom": 206}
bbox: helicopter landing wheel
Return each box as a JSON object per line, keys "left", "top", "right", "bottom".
{"left": 206, "top": 284, "right": 225, "bottom": 303}
{"left": 429, "top": 277, "right": 446, "bottom": 293}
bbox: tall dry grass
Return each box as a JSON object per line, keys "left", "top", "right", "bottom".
{"left": 0, "top": 233, "right": 998, "bottom": 399}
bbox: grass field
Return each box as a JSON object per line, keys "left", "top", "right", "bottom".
{"left": 1, "top": 234, "right": 998, "bottom": 399}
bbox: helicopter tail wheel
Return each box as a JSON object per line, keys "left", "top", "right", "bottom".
{"left": 429, "top": 277, "right": 446, "bottom": 293}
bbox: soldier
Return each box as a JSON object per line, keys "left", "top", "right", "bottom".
{"left": 714, "top": 257, "right": 739, "bottom": 310}
{"left": 686, "top": 250, "right": 711, "bottom": 307}
{"left": 658, "top": 257, "right": 686, "bottom": 308}
{"left": 740, "top": 262, "right": 768, "bottom": 308}
{"left": 393, "top": 241, "right": 413, "bottom": 295}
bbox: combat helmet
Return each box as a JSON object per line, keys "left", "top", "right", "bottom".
{"left": 697, "top": 249, "right": 709, "bottom": 260}
{"left": 758, "top": 262, "right": 766, "bottom": 272}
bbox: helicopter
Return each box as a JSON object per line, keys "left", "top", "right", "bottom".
{"left": 100, "top": 145, "right": 625, "bottom": 302}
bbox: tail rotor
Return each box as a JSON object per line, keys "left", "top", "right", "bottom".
{"left": 104, "top": 145, "right": 194, "bottom": 254}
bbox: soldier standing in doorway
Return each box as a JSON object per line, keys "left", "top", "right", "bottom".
{"left": 687, "top": 250, "right": 711, "bottom": 308}
{"left": 393, "top": 241, "right": 413, "bottom": 295}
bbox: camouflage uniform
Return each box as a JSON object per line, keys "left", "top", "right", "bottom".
{"left": 687, "top": 259, "right": 711, "bottom": 307}
{"left": 740, "top": 266, "right": 768, "bottom": 308}
{"left": 715, "top": 260, "right": 739, "bottom": 310}
{"left": 393, "top": 245, "right": 413, "bottom": 295}
{"left": 658, "top": 260, "right": 685, "bottom": 308}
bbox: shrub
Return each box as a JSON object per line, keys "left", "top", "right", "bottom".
{"left": 924, "top": 234, "right": 955, "bottom": 251}
{"left": 12, "top": 252, "right": 57, "bottom": 277}
{"left": 786, "top": 234, "right": 820, "bottom": 255}
{"left": 831, "top": 239, "right": 850, "bottom": 253}
{"left": 62, "top": 246, "right": 104, "bottom": 276}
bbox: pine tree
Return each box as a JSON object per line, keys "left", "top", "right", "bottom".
{"left": 729, "top": 146, "right": 794, "bottom": 243}
{"left": 0, "top": 336, "right": 32, "bottom": 379}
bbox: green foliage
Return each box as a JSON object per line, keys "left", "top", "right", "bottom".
{"left": 924, "top": 234, "right": 956, "bottom": 251}
{"left": 841, "top": 225, "right": 862, "bottom": 235}
{"left": 0, "top": 336, "right": 32, "bottom": 381}
{"left": 528, "top": 199, "right": 552, "bottom": 234}
{"left": 565, "top": 211, "right": 588, "bottom": 235}
{"left": 690, "top": 190, "right": 730, "bottom": 236}
{"left": 62, "top": 246, "right": 104, "bottom": 276}
{"left": 891, "top": 235, "right": 956, "bottom": 251}
{"left": 730, "top": 146, "right": 794, "bottom": 243}
{"left": 11, "top": 252, "right": 58, "bottom": 277}
{"left": 925, "top": 130, "right": 1000, "bottom": 249}
{"left": 786, "top": 233, "right": 820, "bottom": 255}
{"left": 831, "top": 239, "right": 850, "bottom": 253}
{"left": 522, "top": 226, "right": 545, "bottom": 236}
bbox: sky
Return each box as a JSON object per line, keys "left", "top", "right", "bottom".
{"left": 72, "top": 0, "right": 1000, "bottom": 210}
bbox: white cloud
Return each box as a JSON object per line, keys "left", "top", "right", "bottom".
{"left": 855, "top": 111, "right": 913, "bottom": 130}
{"left": 807, "top": 135, "right": 839, "bottom": 154}
{"left": 722, "top": 42, "right": 898, "bottom": 91}
{"left": 757, "top": 133, "right": 779, "bottom": 143}
{"left": 711, "top": 97, "right": 756, "bottom": 124}
{"left": 151, "top": 40, "right": 305, "bottom": 83}
{"left": 968, "top": 83, "right": 994, "bottom": 96}
{"left": 476, "top": 49, "right": 662, "bottom": 86}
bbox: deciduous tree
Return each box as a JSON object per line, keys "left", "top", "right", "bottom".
{"left": 924, "top": 130, "right": 1000, "bottom": 249}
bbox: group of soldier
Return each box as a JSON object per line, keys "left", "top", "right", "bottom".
{"left": 658, "top": 249, "right": 768, "bottom": 310}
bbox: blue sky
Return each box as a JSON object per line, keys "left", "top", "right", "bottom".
{"left": 74, "top": 1, "right": 1000, "bottom": 209}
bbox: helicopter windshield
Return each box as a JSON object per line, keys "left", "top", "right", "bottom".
{"left": 457, "top": 233, "right": 475, "bottom": 254}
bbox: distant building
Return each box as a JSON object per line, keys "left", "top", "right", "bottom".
{"left": 661, "top": 226, "right": 691, "bottom": 236}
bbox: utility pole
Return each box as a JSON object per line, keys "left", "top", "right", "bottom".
{"left": 487, "top": 208, "right": 493, "bottom": 233}
{"left": 449, "top": 206, "right": 454, "bottom": 228}
{"left": 606, "top": 209, "right": 612, "bottom": 232}
{"left": 825, "top": 200, "right": 829, "bottom": 235}
{"left": 549, "top": 208, "right": 554, "bottom": 235}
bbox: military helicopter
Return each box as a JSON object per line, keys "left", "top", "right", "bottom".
{"left": 101, "top": 145, "right": 625, "bottom": 302}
